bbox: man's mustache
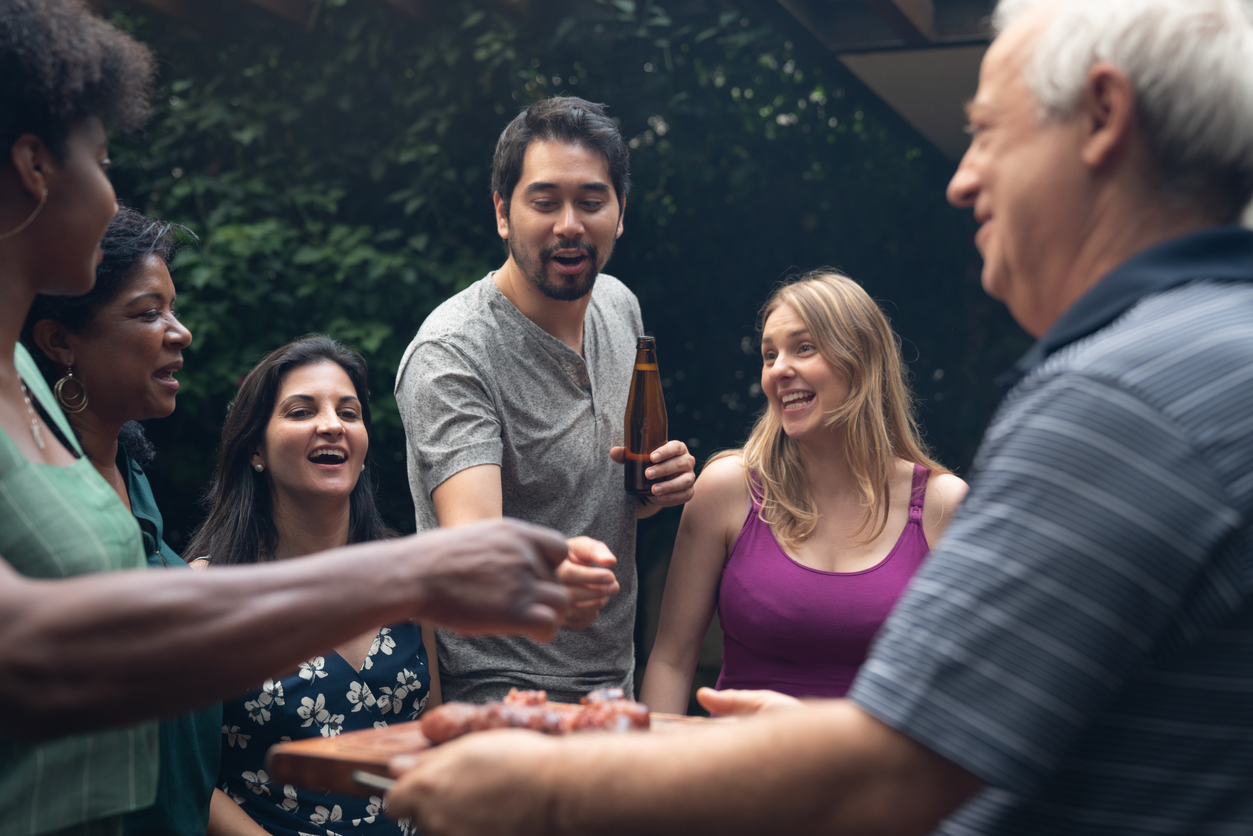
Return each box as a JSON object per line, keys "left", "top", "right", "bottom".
{"left": 540, "top": 241, "right": 598, "bottom": 264}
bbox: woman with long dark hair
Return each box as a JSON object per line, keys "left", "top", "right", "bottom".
{"left": 188, "top": 336, "right": 435, "bottom": 836}
{"left": 640, "top": 272, "right": 968, "bottom": 714}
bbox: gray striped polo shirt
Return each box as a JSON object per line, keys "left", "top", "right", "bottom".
{"left": 851, "top": 228, "right": 1253, "bottom": 835}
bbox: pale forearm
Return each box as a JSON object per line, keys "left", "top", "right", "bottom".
{"left": 0, "top": 540, "right": 424, "bottom": 738}
{"left": 548, "top": 701, "right": 980, "bottom": 836}
{"left": 638, "top": 656, "right": 696, "bottom": 715}
{"left": 206, "top": 789, "right": 270, "bottom": 836}
{"left": 636, "top": 498, "right": 662, "bottom": 519}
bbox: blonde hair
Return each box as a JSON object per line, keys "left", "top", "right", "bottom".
{"left": 727, "top": 270, "right": 946, "bottom": 550}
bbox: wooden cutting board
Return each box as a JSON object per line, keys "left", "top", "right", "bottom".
{"left": 265, "top": 711, "right": 709, "bottom": 796}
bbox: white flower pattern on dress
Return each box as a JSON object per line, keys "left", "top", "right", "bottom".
{"left": 242, "top": 769, "right": 271, "bottom": 796}
{"left": 297, "top": 694, "right": 329, "bottom": 728}
{"left": 351, "top": 795, "right": 385, "bottom": 825}
{"left": 376, "top": 685, "right": 405, "bottom": 715}
{"left": 320, "top": 712, "right": 346, "bottom": 737}
{"left": 407, "top": 690, "right": 430, "bottom": 721}
{"left": 346, "top": 681, "right": 377, "bottom": 712}
{"left": 220, "top": 622, "right": 430, "bottom": 835}
{"left": 363, "top": 627, "right": 396, "bottom": 671}
{"left": 310, "top": 804, "right": 343, "bottom": 825}
{"left": 262, "top": 678, "right": 285, "bottom": 705}
{"left": 223, "top": 724, "right": 251, "bottom": 748}
{"left": 244, "top": 693, "right": 272, "bottom": 725}
{"left": 379, "top": 668, "right": 424, "bottom": 715}
{"left": 298, "top": 656, "right": 328, "bottom": 681}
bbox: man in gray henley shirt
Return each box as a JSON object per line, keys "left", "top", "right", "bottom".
{"left": 395, "top": 97, "right": 695, "bottom": 704}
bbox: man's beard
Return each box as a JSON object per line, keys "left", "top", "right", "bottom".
{"left": 509, "top": 237, "right": 606, "bottom": 302}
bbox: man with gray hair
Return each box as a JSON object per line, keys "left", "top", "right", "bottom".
{"left": 386, "top": 1, "right": 1253, "bottom": 833}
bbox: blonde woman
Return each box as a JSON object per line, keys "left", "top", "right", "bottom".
{"left": 639, "top": 272, "right": 967, "bottom": 714}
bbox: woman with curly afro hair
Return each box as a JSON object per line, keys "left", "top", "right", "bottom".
{"left": 0, "top": 2, "right": 160, "bottom": 835}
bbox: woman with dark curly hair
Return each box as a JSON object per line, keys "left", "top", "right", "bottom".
{"left": 21, "top": 206, "right": 217, "bottom": 836}
{"left": 0, "top": 1, "right": 161, "bottom": 833}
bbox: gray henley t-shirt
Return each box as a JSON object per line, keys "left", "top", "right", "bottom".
{"left": 395, "top": 273, "right": 644, "bottom": 703}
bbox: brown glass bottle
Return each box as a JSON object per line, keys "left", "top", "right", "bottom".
{"left": 624, "top": 336, "right": 668, "bottom": 497}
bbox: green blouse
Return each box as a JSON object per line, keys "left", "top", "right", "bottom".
{"left": 0, "top": 344, "right": 158, "bottom": 836}
{"left": 118, "top": 446, "right": 221, "bottom": 836}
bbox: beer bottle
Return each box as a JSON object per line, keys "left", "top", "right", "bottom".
{"left": 624, "top": 336, "right": 668, "bottom": 497}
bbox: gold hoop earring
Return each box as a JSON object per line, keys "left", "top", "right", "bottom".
{"left": 54, "top": 366, "right": 88, "bottom": 414}
{"left": 0, "top": 188, "right": 48, "bottom": 242}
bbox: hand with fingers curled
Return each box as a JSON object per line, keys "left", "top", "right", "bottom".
{"left": 407, "top": 518, "right": 573, "bottom": 642}
{"left": 610, "top": 439, "right": 696, "bottom": 508}
{"left": 387, "top": 730, "right": 561, "bottom": 836}
{"left": 556, "top": 536, "right": 620, "bottom": 631}
{"left": 696, "top": 687, "right": 803, "bottom": 717}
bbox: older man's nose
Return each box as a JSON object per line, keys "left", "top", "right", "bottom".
{"left": 947, "top": 151, "right": 980, "bottom": 208}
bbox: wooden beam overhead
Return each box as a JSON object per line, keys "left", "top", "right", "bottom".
{"left": 242, "top": 0, "right": 315, "bottom": 26}
{"left": 864, "top": 0, "right": 934, "bottom": 44}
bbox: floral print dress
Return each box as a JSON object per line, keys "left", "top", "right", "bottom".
{"left": 219, "top": 622, "right": 431, "bottom": 835}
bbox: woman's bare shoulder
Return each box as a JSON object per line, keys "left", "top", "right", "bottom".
{"left": 673, "top": 453, "right": 751, "bottom": 563}
{"left": 694, "top": 452, "right": 750, "bottom": 499}
{"left": 189, "top": 557, "right": 211, "bottom": 571}
{"left": 925, "top": 472, "right": 969, "bottom": 508}
{"left": 921, "top": 471, "right": 969, "bottom": 546}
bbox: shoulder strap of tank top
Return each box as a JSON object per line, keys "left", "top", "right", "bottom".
{"left": 908, "top": 464, "right": 929, "bottom": 523}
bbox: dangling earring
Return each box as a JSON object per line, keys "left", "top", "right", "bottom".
{"left": 0, "top": 188, "right": 48, "bottom": 242}
{"left": 54, "top": 365, "right": 88, "bottom": 413}
{"left": 253, "top": 463, "right": 265, "bottom": 473}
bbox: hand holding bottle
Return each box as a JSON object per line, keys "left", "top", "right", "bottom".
{"left": 615, "top": 337, "right": 695, "bottom": 506}
{"left": 609, "top": 440, "right": 695, "bottom": 506}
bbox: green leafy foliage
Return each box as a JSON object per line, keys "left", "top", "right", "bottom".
{"left": 106, "top": 0, "right": 1027, "bottom": 550}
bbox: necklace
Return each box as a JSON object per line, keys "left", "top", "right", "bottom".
{"left": 19, "top": 379, "right": 45, "bottom": 451}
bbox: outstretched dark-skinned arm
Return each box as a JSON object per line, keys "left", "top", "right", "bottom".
{"left": 0, "top": 518, "right": 579, "bottom": 739}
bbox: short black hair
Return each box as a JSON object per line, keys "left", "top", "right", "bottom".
{"left": 0, "top": 0, "right": 154, "bottom": 156}
{"left": 491, "top": 96, "right": 631, "bottom": 218}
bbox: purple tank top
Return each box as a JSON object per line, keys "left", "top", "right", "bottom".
{"left": 715, "top": 464, "right": 931, "bottom": 699}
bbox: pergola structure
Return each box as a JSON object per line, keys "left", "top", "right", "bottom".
{"left": 92, "top": 0, "right": 991, "bottom": 160}
{"left": 775, "top": 0, "right": 994, "bottom": 159}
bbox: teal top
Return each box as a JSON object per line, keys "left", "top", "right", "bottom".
{"left": 0, "top": 344, "right": 158, "bottom": 836}
{"left": 117, "top": 446, "right": 221, "bottom": 836}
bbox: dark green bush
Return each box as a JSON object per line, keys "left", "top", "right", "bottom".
{"left": 106, "top": 0, "right": 1027, "bottom": 551}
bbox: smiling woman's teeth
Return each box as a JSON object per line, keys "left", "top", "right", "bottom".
{"left": 781, "top": 392, "right": 815, "bottom": 409}
{"left": 308, "top": 450, "right": 346, "bottom": 464}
